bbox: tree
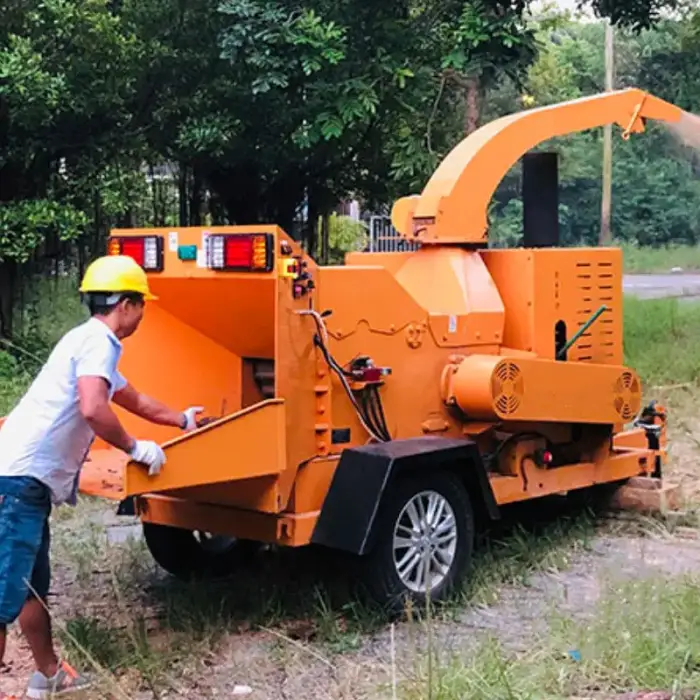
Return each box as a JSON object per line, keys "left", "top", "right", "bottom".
{"left": 487, "top": 12, "right": 700, "bottom": 249}
{"left": 121, "top": 0, "right": 679, "bottom": 248}
{"left": 0, "top": 0, "right": 156, "bottom": 333}
{"left": 0, "top": 0, "right": 687, "bottom": 316}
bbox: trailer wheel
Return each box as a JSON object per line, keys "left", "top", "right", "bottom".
{"left": 142, "top": 522, "right": 260, "bottom": 580}
{"left": 361, "top": 471, "right": 474, "bottom": 614}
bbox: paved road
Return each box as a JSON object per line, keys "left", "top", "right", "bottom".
{"left": 623, "top": 273, "right": 700, "bottom": 300}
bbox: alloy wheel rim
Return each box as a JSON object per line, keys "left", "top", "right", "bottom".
{"left": 392, "top": 490, "right": 458, "bottom": 594}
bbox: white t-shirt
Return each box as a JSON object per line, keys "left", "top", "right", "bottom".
{"left": 0, "top": 317, "right": 127, "bottom": 505}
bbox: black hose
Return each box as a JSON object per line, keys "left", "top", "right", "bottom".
{"left": 370, "top": 385, "right": 391, "bottom": 440}
{"left": 361, "top": 389, "right": 386, "bottom": 442}
{"left": 367, "top": 387, "right": 390, "bottom": 441}
{"left": 364, "top": 387, "right": 390, "bottom": 442}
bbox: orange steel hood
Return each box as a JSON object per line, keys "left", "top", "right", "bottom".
{"left": 95, "top": 227, "right": 279, "bottom": 446}
{"left": 391, "top": 87, "right": 683, "bottom": 246}
{"left": 77, "top": 225, "right": 319, "bottom": 514}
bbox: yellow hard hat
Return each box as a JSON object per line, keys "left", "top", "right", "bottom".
{"left": 79, "top": 255, "right": 157, "bottom": 300}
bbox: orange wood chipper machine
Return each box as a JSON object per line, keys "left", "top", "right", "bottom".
{"left": 79, "top": 87, "right": 678, "bottom": 611}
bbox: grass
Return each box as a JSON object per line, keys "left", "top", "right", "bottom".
{"left": 43, "top": 495, "right": 600, "bottom": 695}
{"left": 621, "top": 240, "right": 700, "bottom": 273}
{"left": 624, "top": 295, "right": 700, "bottom": 387}
{"left": 461, "top": 500, "right": 597, "bottom": 607}
{"left": 401, "top": 574, "right": 700, "bottom": 699}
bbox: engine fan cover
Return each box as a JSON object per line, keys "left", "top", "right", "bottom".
{"left": 491, "top": 360, "right": 525, "bottom": 417}
{"left": 442, "top": 354, "right": 641, "bottom": 424}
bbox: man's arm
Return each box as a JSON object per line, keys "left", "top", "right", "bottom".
{"left": 112, "top": 383, "right": 185, "bottom": 428}
{"left": 75, "top": 336, "right": 167, "bottom": 473}
{"left": 77, "top": 376, "right": 135, "bottom": 452}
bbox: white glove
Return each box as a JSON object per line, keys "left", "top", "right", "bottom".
{"left": 181, "top": 406, "right": 204, "bottom": 431}
{"left": 129, "top": 440, "right": 167, "bottom": 476}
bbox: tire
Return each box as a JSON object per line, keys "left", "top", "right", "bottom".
{"left": 360, "top": 471, "right": 475, "bottom": 615}
{"left": 142, "top": 522, "right": 260, "bottom": 580}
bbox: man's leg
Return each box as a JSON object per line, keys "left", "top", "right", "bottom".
{"left": 18, "top": 600, "right": 57, "bottom": 678}
{"left": 21, "top": 516, "right": 93, "bottom": 699}
{"left": 18, "top": 519, "right": 57, "bottom": 678}
{"left": 0, "top": 625, "right": 14, "bottom": 700}
{"left": 0, "top": 477, "right": 48, "bottom": 699}
{"left": 0, "top": 480, "right": 46, "bottom": 646}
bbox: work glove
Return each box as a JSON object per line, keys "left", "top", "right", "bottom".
{"left": 129, "top": 440, "right": 167, "bottom": 476}
{"left": 181, "top": 406, "right": 204, "bottom": 431}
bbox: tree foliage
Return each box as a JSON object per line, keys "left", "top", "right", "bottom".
{"left": 0, "top": 0, "right": 693, "bottom": 335}
{"left": 488, "top": 16, "right": 700, "bottom": 248}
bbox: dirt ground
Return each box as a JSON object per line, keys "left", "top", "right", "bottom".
{"left": 2, "top": 387, "right": 700, "bottom": 698}
{"left": 5, "top": 529, "right": 700, "bottom": 699}
{"left": 193, "top": 533, "right": 700, "bottom": 700}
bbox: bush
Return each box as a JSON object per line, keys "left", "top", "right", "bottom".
{"left": 0, "top": 350, "right": 19, "bottom": 380}
{"left": 324, "top": 213, "right": 369, "bottom": 264}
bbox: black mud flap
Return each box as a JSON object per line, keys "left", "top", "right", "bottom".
{"left": 116, "top": 496, "right": 135, "bottom": 516}
{"left": 310, "top": 436, "right": 498, "bottom": 556}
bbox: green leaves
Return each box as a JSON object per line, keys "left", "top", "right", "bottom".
{"left": 176, "top": 115, "right": 241, "bottom": 157}
{"left": 446, "top": 0, "right": 537, "bottom": 82}
{"left": 324, "top": 212, "right": 368, "bottom": 263}
{"left": 90, "top": 164, "right": 150, "bottom": 220}
{"left": 0, "top": 34, "right": 65, "bottom": 106}
{"left": 586, "top": 0, "right": 680, "bottom": 31}
{"left": 0, "top": 201, "right": 87, "bottom": 263}
{"left": 319, "top": 114, "right": 344, "bottom": 140}
{"left": 394, "top": 67, "right": 414, "bottom": 89}
{"left": 219, "top": 1, "right": 346, "bottom": 92}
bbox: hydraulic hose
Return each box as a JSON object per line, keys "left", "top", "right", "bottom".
{"left": 297, "top": 309, "right": 388, "bottom": 443}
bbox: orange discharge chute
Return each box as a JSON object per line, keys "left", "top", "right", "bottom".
{"left": 391, "top": 87, "right": 683, "bottom": 246}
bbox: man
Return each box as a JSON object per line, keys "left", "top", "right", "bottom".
{"left": 0, "top": 255, "right": 202, "bottom": 699}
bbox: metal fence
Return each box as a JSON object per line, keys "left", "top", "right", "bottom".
{"left": 367, "top": 215, "right": 420, "bottom": 253}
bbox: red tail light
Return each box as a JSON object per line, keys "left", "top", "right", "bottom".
{"left": 207, "top": 234, "right": 273, "bottom": 272}
{"left": 108, "top": 236, "right": 164, "bottom": 272}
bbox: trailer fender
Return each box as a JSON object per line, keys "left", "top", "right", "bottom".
{"left": 310, "top": 437, "right": 498, "bottom": 556}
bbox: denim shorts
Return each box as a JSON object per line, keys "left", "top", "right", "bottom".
{"left": 0, "top": 476, "right": 52, "bottom": 626}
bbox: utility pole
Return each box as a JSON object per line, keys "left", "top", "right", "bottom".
{"left": 600, "top": 19, "right": 614, "bottom": 245}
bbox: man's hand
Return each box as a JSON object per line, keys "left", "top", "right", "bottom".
{"left": 181, "top": 406, "right": 204, "bottom": 431}
{"left": 129, "top": 440, "right": 167, "bottom": 476}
